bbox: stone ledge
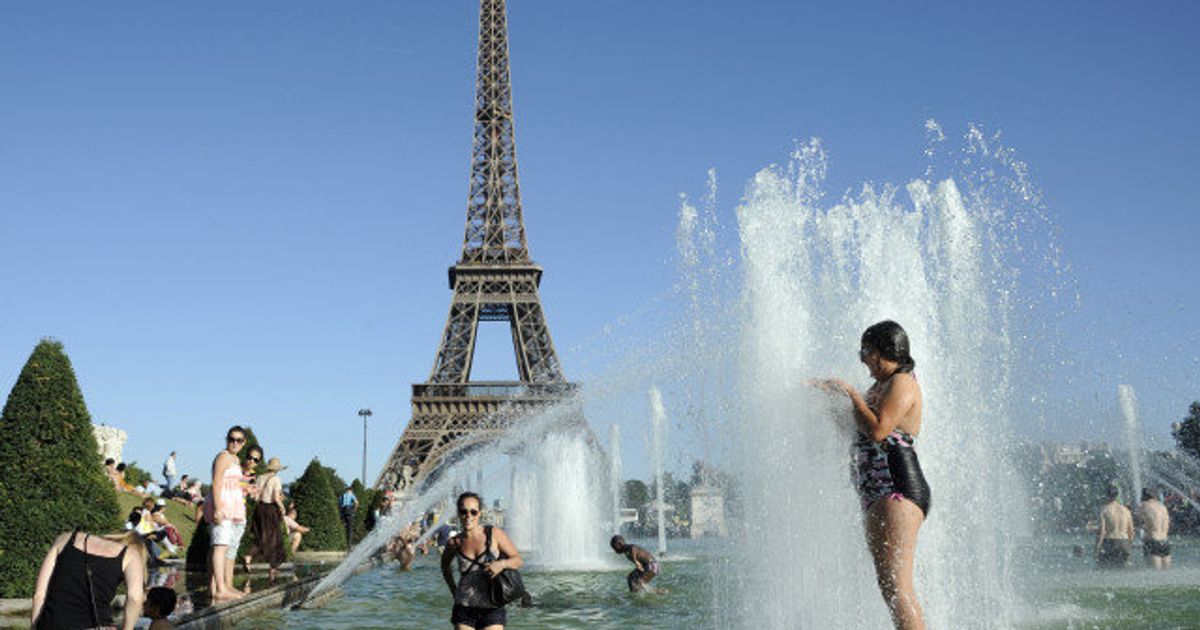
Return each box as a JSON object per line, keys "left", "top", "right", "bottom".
{"left": 176, "top": 555, "right": 387, "bottom": 629}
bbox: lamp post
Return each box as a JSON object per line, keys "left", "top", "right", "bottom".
{"left": 357, "top": 408, "right": 373, "bottom": 485}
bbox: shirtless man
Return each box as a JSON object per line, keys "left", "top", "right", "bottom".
{"left": 610, "top": 535, "right": 663, "bottom": 593}
{"left": 1094, "top": 485, "right": 1133, "bottom": 569}
{"left": 1139, "top": 487, "right": 1171, "bottom": 569}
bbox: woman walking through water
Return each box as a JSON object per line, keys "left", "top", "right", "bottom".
{"left": 817, "top": 320, "right": 930, "bottom": 630}
{"left": 440, "top": 492, "right": 523, "bottom": 630}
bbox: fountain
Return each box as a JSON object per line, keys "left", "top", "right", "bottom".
{"left": 272, "top": 128, "right": 1200, "bottom": 630}
{"left": 303, "top": 401, "right": 609, "bottom": 604}
{"left": 1118, "top": 384, "right": 1145, "bottom": 498}
{"left": 704, "top": 137, "right": 1026, "bottom": 628}
{"left": 649, "top": 387, "right": 669, "bottom": 556}
{"left": 609, "top": 423, "right": 623, "bottom": 534}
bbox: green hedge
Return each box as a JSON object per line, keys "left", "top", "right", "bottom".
{"left": 350, "top": 479, "right": 378, "bottom": 543}
{"left": 290, "top": 459, "right": 345, "bottom": 551}
{"left": 0, "top": 340, "right": 121, "bottom": 597}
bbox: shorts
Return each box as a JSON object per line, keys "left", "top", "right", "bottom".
{"left": 451, "top": 604, "right": 506, "bottom": 628}
{"left": 1143, "top": 539, "right": 1171, "bottom": 558}
{"left": 211, "top": 519, "right": 246, "bottom": 558}
{"left": 1097, "top": 539, "right": 1131, "bottom": 568}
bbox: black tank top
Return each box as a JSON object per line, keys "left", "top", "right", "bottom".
{"left": 36, "top": 532, "right": 125, "bottom": 629}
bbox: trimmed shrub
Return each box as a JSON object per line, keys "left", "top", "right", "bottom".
{"left": 0, "top": 340, "right": 121, "bottom": 597}
{"left": 290, "top": 459, "right": 345, "bottom": 551}
{"left": 350, "top": 480, "right": 378, "bottom": 542}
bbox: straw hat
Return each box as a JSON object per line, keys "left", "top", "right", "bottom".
{"left": 265, "top": 457, "right": 286, "bottom": 472}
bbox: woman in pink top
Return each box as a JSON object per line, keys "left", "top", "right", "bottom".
{"left": 209, "top": 425, "right": 247, "bottom": 601}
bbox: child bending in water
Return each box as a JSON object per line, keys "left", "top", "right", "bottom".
{"left": 610, "top": 535, "right": 664, "bottom": 593}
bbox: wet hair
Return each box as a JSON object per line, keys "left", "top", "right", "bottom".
{"left": 226, "top": 425, "right": 245, "bottom": 440}
{"left": 116, "top": 463, "right": 126, "bottom": 472}
{"left": 104, "top": 458, "right": 115, "bottom": 466}
{"left": 456, "top": 492, "right": 482, "bottom": 512}
{"left": 1106, "top": 484, "right": 1120, "bottom": 501}
{"left": 146, "top": 586, "right": 177, "bottom": 617}
{"left": 861, "top": 320, "right": 916, "bottom": 373}
{"left": 1142, "top": 487, "right": 1156, "bottom": 502}
{"left": 610, "top": 534, "right": 626, "bottom": 550}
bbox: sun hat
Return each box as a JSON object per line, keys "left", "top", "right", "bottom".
{"left": 266, "top": 457, "right": 286, "bottom": 472}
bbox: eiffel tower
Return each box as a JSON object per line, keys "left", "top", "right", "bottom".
{"left": 377, "top": 0, "right": 583, "bottom": 493}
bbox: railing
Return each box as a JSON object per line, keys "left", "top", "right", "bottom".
{"left": 412, "top": 381, "right": 577, "bottom": 399}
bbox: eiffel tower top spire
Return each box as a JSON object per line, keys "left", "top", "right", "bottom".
{"left": 460, "top": 0, "right": 530, "bottom": 266}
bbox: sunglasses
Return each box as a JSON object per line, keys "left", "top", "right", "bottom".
{"left": 248, "top": 457, "right": 261, "bottom": 463}
{"left": 227, "top": 436, "right": 246, "bottom": 444}
{"left": 458, "top": 508, "right": 481, "bottom": 517}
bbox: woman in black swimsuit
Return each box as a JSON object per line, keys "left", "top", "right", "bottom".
{"left": 817, "top": 320, "right": 928, "bottom": 630}
{"left": 31, "top": 529, "right": 148, "bottom": 630}
{"left": 440, "top": 492, "right": 523, "bottom": 630}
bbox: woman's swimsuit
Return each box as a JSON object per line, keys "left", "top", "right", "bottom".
{"left": 853, "top": 428, "right": 931, "bottom": 516}
{"left": 451, "top": 526, "right": 507, "bottom": 628}
{"left": 35, "top": 532, "right": 126, "bottom": 629}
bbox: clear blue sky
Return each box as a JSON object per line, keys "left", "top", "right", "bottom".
{"left": 1, "top": 1, "right": 1197, "bottom": 484}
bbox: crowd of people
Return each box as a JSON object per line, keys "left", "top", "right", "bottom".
{"left": 30, "top": 424, "right": 314, "bottom": 628}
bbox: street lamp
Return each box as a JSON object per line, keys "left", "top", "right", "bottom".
{"left": 357, "top": 408, "right": 373, "bottom": 485}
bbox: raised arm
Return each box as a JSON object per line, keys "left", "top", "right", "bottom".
{"left": 831, "top": 374, "right": 917, "bottom": 442}
{"left": 485, "top": 527, "right": 524, "bottom": 577}
{"left": 441, "top": 540, "right": 458, "bottom": 596}
{"left": 30, "top": 532, "right": 69, "bottom": 625}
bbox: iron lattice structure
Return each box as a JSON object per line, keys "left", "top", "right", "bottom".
{"left": 377, "top": 0, "right": 584, "bottom": 493}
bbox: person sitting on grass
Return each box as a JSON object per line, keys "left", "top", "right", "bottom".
{"left": 145, "top": 586, "right": 177, "bottom": 630}
{"left": 610, "top": 535, "right": 664, "bottom": 594}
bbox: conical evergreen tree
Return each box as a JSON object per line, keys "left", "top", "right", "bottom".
{"left": 290, "top": 458, "right": 345, "bottom": 551}
{"left": 0, "top": 339, "right": 120, "bottom": 596}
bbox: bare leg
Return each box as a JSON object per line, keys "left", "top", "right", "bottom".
{"left": 291, "top": 533, "right": 302, "bottom": 554}
{"left": 225, "top": 554, "right": 243, "bottom": 598}
{"left": 211, "top": 546, "right": 241, "bottom": 601}
{"left": 865, "top": 498, "right": 926, "bottom": 630}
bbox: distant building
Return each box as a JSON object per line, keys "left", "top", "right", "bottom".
{"left": 689, "top": 484, "right": 728, "bottom": 538}
{"left": 92, "top": 423, "right": 127, "bottom": 462}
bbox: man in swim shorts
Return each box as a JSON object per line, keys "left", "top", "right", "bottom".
{"left": 610, "top": 535, "right": 660, "bottom": 593}
{"left": 1094, "top": 484, "right": 1133, "bottom": 569}
{"left": 1138, "top": 487, "right": 1171, "bottom": 570}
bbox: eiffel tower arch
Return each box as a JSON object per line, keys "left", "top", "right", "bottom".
{"left": 377, "top": 0, "right": 590, "bottom": 493}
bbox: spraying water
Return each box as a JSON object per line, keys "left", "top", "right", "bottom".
{"left": 699, "top": 137, "right": 1025, "bottom": 628}
{"left": 1118, "top": 384, "right": 1144, "bottom": 499}
{"left": 609, "top": 423, "right": 623, "bottom": 534}
{"left": 304, "top": 402, "right": 609, "bottom": 604}
{"left": 649, "top": 386, "right": 668, "bottom": 556}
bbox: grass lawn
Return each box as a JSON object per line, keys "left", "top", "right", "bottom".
{"left": 116, "top": 492, "right": 200, "bottom": 550}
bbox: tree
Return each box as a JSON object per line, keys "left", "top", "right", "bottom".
{"left": 290, "top": 458, "right": 345, "bottom": 551}
{"left": 621, "top": 479, "right": 649, "bottom": 510}
{"left": 1172, "top": 402, "right": 1200, "bottom": 461}
{"left": 0, "top": 340, "right": 121, "bottom": 596}
{"left": 350, "top": 479, "right": 378, "bottom": 543}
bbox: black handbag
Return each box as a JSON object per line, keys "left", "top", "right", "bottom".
{"left": 483, "top": 526, "right": 526, "bottom": 607}
{"left": 489, "top": 566, "right": 526, "bottom": 607}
